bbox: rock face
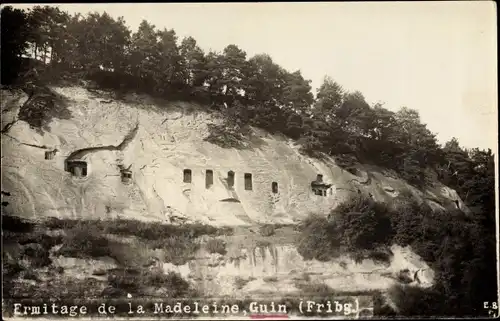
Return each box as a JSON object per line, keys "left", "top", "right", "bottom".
{"left": 161, "top": 244, "right": 434, "bottom": 297}
{"left": 1, "top": 86, "right": 468, "bottom": 225}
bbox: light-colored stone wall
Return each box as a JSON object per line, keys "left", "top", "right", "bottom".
{"left": 1, "top": 86, "right": 467, "bottom": 225}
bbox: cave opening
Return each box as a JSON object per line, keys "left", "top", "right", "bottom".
{"left": 183, "top": 169, "right": 192, "bottom": 183}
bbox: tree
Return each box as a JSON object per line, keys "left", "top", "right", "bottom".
{"left": 1, "top": 6, "right": 31, "bottom": 84}
{"left": 62, "top": 12, "right": 130, "bottom": 77}
{"left": 204, "top": 51, "right": 225, "bottom": 103}
{"left": 156, "top": 28, "right": 184, "bottom": 93}
{"left": 313, "top": 76, "right": 345, "bottom": 120}
{"left": 389, "top": 107, "right": 441, "bottom": 185}
{"left": 219, "top": 44, "right": 248, "bottom": 105}
{"left": 245, "top": 53, "right": 285, "bottom": 105}
{"left": 25, "top": 6, "right": 69, "bottom": 64}
{"left": 179, "top": 36, "right": 207, "bottom": 89}
{"left": 282, "top": 70, "right": 314, "bottom": 114}
{"left": 127, "top": 20, "right": 159, "bottom": 91}
{"left": 338, "top": 91, "right": 373, "bottom": 135}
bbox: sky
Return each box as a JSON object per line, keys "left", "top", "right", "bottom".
{"left": 9, "top": 2, "right": 498, "bottom": 152}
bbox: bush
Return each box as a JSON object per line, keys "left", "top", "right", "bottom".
{"left": 296, "top": 282, "right": 336, "bottom": 297}
{"left": 263, "top": 276, "right": 278, "bottom": 282}
{"left": 92, "top": 269, "right": 106, "bottom": 276}
{"left": 366, "top": 247, "right": 393, "bottom": 264}
{"left": 43, "top": 218, "right": 229, "bottom": 265}
{"left": 204, "top": 123, "right": 248, "bottom": 149}
{"left": 259, "top": 224, "right": 275, "bottom": 237}
{"left": 205, "top": 238, "right": 227, "bottom": 255}
{"left": 1, "top": 215, "right": 35, "bottom": 233}
{"left": 297, "top": 195, "right": 393, "bottom": 262}
{"left": 150, "top": 235, "right": 200, "bottom": 265}
{"left": 386, "top": 284, "right": 442, "bottom": 316}
{"left": 104, "top": 219, "right": 224, "bottom": 240}
{"left": 3, "top": 255, "right": 24, "bottom": 279}
{"left": 157, "top": 271, "right": 192, "bottom": 298}
{"left": 234, "top": 277, "right": 250, "bottom": 290}
{"left": 44, "top": 218, "right": 230, "bottom": 240}
{"left": 107, "top": 268, "right": 142, "bottom": 293}
{"left": 23, "top": 270, "right": 39, "bottom": 281}
{"left": 57, "top": 225, "right": 111, "bottom": 259}
{"left": 297, "top": 214, "right": 342, "bottom": 261}
{"left": 17, "top": 86, "right": 72, "bottom": 130}
{"left": 22, "top": 243, "right": 52, "bottom": 267}
{"left": 19, "top": 233, "right": 64, "bottom": 251}
{"left": 107, "top": 269, "right": 191, "bottom": 298}
{"left": 334, "top": 196, "right": 393, "bottom": 250}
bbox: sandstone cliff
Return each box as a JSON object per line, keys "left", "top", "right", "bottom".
{"left": 1, "top": 86, "right": 468, "bottom": 226}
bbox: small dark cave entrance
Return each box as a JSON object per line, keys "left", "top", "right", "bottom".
{"left": 272, "top": 182, "right": 278, "bottom": 194}
{"left": 66, "top": 160, "right": 88, "bottom": 177}
{"left": 206, "top": 169, "right": 214, "bottom": 188}
{"left": 244, "top": 173, "right": 253, "bottom": 191}
{"left": 121, "top": 170, "right": 133, "bottom": 184}
{"left": 45, "top": 149, "right": 58, "bottom": 160}
{"left": 183, "top": 169, "right": 192, "bottom": 183}
{"left": 311, "top": 174, "right": 331, "bottom": 197}
{"left": 227, "top": 170, "right": 235, "bottom": 189}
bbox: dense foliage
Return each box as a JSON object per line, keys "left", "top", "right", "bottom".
{"left": 1, "top": 5, "right": 497, "bottom": 317}
{"left": 298, "top": 192, "right": 497, "bottom": 317}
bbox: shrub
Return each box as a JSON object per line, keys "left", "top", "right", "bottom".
{"left": 204, "top": 123, "right": 248, "bottom": 149}
{"left": 366, "top": 247, "right": 393, "bottom": 264}
{"left": 297, "top": 195, "right": 394, "bottom": 262}
{"left": 256, "top": 239, "right": 272, "bottom": 248}
{"left": 17, "top": 86, "right": 72, "bottom": 130}
{"left": 107, "top": 268, "right": 142, "bottom": 293}
{"left": 23, "top": 270, "right": 39, "bottom": 281}
{"left": 3, "top": 255, "right": 24, "bottom": 279}
{"left": 22, "top": 243, "right": 52, "bottom": 268}
{"left": 44, "top": 218, "right": 230, "bottom": 240}
{"left": 386, "top": 284, "right": 442, "bottom": 316}
{"left": 334, "top": 195, "right": 393, "bottom": 250}
{"left": 150, "top": 235, "right": 200, "bottom": 265}
{"left": 57, "top": 225, "right": 111, "bottom": 259}
{"left": 263, "top": 276, "right": 278, "bottom": 282}
{"left": 18, "top": 232, "right": 64, "bottom": 251}
{"left": 107, "top": 269, "right": 192, "bottom": 298}
{"left": 259, "top": 224, "right": 275, "bottom": 237}
{"left": 1, "top": 215, "right": 35, "bottom": 233}
{"left": 156, "top": 271, "right": 192, "bottom": 298}
{"left": 296, "top": 282, "right": 336, "bottom": 297}
{"left": 92, "top": 269, "right": 106, "bottom": 276}
{"left": 205, "top": 238, "right": 227, "bottom": 255}
{"left": 297, "top": 214, "right": 342, "bottom": 261}
{"left": 104, "top": 219, "right": 223, "bottom": 240}
{"left": 234, "top": 277, "right": 250, "bottom": 290}
{"left": 101, "top": 286, "right": 128, "bottom": 298}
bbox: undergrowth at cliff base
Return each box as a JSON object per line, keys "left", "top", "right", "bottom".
{"left": 2, "top": 215, "right": 231, "bottom": 301}
{"left": 297, "top": 193, "right": 497, "bottom": 317}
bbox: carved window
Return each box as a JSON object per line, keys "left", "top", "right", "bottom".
{"left": 227, "top": 171, "right": 235, "bottom": 188}
{"left": 272, "top": 182, "right": 278, "bottom": 193}
{"left": 244, "top": 173, "right": 253, "bottom": 191}
{"left": 206, "top": 170, "right": 213, "bottom": 188}
{"left": 68, "top": 161, "right": 88, "bottom": 177}
{"left": 183, "top": 169, "right": 192, "bottom": 183}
